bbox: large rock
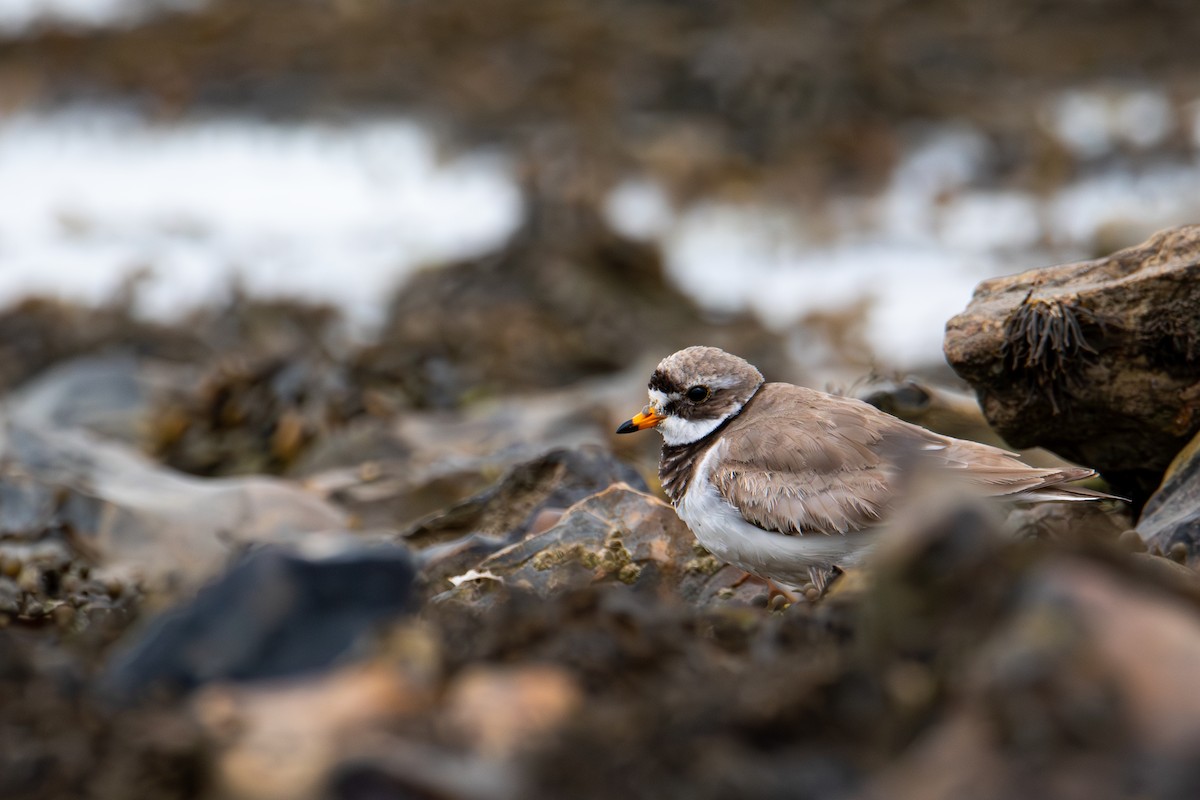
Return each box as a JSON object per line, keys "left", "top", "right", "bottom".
{"left": 944, "top": 226, "right": 1200, "bottom": 504}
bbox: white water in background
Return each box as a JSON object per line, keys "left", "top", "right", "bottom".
{"left": 0, "top": 110, "right": 522, "bottom": 329}
{"left": 2, "top": 90, "right": 1199, "bottom": 368}
{"left": 614, "top": 117, "right": 1200, "bottom": 365}
{"left": 0, "top": 0, "right": 200, "bottom": 32}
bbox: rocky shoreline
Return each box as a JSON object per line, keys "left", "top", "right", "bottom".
{"left": 2, "top": 224, "right": 1198, "bottom": 800}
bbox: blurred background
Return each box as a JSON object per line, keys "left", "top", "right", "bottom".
{"left": 5, "top": 4, "right": 1200, "bottom": 800}
{"left": 3, "top": 0, "right": 1199, "bottom": 382}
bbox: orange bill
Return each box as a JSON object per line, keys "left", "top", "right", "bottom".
{"left": 615, "top": 406, "right": 665, "bottom": 434}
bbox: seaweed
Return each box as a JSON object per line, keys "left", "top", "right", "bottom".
{"left": 1001, "top": 292, "right": 1114, "bottom": 414}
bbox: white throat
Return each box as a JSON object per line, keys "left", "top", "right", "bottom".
{"left": 658, "top": 410, "right": 738, "bottom": 446}
{"left": 648, "top": 383, "right": 760, "bottom": 447}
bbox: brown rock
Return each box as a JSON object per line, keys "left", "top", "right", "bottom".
{"left": 442, "top": 664, "right": 583, "bottom": 759}
{"left": 862, "top": 559, "right": 1200, "bottom": 800}
{"left": 944, "top": 225, "right": 1200, "bottom": 505}
{"left": 194, "top": 661, "right": 434, "bottom": 800}
{"left": 400, "top": 446, "right": 650, "bottom": 599}
{"left": 435, "top": 483, "right": 747, "bottom": 606}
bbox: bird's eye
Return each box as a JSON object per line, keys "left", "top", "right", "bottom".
{"left": 686, "top": 385, "right": 709, "bottom": 402}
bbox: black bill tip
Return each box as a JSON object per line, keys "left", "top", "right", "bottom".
{"left": 615, "top": 419, "right": 639, "bottom": 434}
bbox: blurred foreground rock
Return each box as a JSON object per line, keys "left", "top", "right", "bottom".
{"left": 5, "top": 454, "right": 1199, "bottom": 800}
{"left": 945, "top": 225, "right": 1200, "bottom": 504}
{"left": 103, "top": 544, "right": 415, "bottom": 702}
{"left": 863, "top": 559, "right": 1200, "bottom": 800}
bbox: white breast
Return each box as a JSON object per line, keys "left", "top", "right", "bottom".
{"left": 674, "top": 441, "right": 875, "bottom": 585}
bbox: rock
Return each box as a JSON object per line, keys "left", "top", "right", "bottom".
{"left": 300, "top": 369, "right": 649, "bottom": 530}
{"left": 407, "top": 446, "right": 647, "bottom": 547}
{"left": 103, "top": 543, "right": 416, "bottom": 702}
{"left": 945, "top": 225, "right": 1200, "bottom": 504}
{"left": 862, "top": 559, "right": 1200, "bottom": 800}
{"left": 194, "top": 660, "right": 435, "bottom": 800}
{"left": 328, "top": 741, "right": 517, "bottom": 800}
{"left": 1137, "top": 429, "right": 1200, "bottom": 565}
{"left": 409, "top": 447, "right": 650, "bottom": 598}
{"left": 5, "top": 354, "right": 193, "bottom": 446}
{"left": 442, "top": 664, "right": 583, "bottom": 759}
{"left": 0, "top": 417, "right": 348, "bottom": 595}
{"left": 434, "top": 484, "right": 751, "bottom": 607}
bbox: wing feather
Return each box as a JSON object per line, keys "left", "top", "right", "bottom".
{"left": 710, "top": 384, "right": 1108, "bottom": 537}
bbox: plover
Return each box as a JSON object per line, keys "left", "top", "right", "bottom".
{"left": 616, "top": 346, "right": 1114, "bottom": 590}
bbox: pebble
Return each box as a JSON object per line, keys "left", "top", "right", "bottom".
{"left": 17, "top": 565, "right": 42, "bottom": 594}
{"left": 1117, "top": 529, "right": 1147, "bottom": 553}
{"left": 52, "top": 603, "right": 76, "bottom": 628}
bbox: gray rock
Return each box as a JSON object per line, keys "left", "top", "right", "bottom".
{"left": 103, "top": 543, "right": 416, "bottom": 702}
{"left": 6, "top": 354, "right": 190, "bottom": 445}
{"left": 0, "top": 416, "right": 348, "bottom": 595}
{"left": 1137, "top": 431, "right": 1200, "bottom": 565}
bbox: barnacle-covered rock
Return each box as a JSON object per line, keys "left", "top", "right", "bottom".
{"left": 433, "top": 484, "right": 753, "bottom": 607}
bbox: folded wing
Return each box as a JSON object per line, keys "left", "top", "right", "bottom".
{"left": 710, "top": 384, "right": 1107, "bottom": 537}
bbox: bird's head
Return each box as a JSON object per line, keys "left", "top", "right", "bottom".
{"left": 616, "top": 346, "right": 763, "bottom": 446}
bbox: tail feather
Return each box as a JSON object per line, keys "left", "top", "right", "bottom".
{"left": 1008, "top": 468, "right": 1126, "bottom": 502}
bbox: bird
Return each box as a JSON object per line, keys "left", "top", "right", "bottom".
{"left": 616, "top": 346, "right": 1116, "bottom": 592}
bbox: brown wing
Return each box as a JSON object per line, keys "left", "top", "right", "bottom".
{"left": 711, "top": 384, "right": 1100, "bottom": 537}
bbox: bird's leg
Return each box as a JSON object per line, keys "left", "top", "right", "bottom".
{"left": 731, "top": 570, "right": 800, "bottom": 605}
{"left": 730, "top": 570, "right": 756, "bottom": 589}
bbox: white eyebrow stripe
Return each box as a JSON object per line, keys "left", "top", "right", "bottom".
{"left": 648, "top": 388, "right": 673, "bottom": 410}
{"left": 706, "top": 376, "right": 741, "bottom": 390}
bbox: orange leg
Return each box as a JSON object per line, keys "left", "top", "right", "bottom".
{"left": 730, "top": 571, "right": 800, "bottom": 605}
